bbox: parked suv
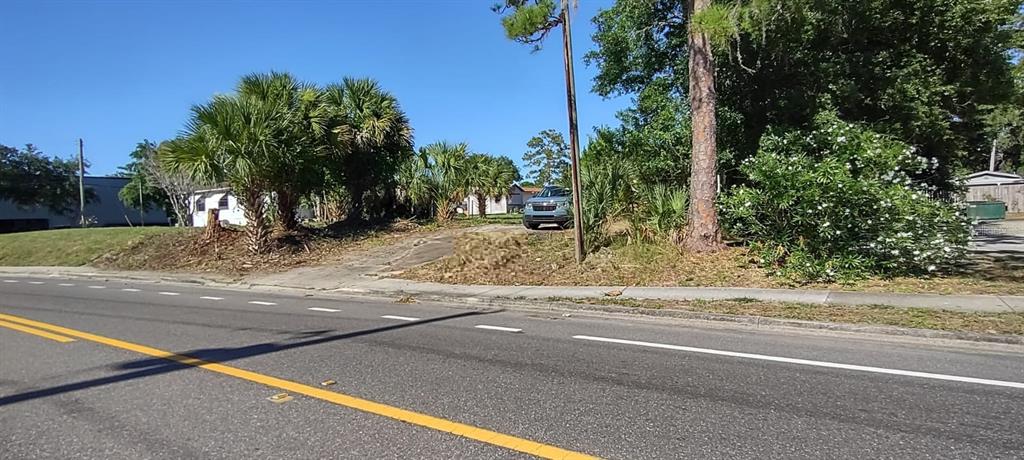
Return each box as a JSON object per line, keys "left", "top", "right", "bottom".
{"left": 523, "top": 186, "right": 572, "bottom": 229}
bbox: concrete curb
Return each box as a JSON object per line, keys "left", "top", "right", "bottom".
{"left": 329, "top": 290, "right": 1024, "bottom": 346}
{"left": 1, "top": 266, "right": 1021, "bottom": 345}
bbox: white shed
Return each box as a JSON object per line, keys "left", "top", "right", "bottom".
{"left": 190, "top": 187, "right": 247, "bottom": 227}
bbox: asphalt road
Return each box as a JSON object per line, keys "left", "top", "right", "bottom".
{"left": 1, "top": 276, "right": 1022, "bottom": 459}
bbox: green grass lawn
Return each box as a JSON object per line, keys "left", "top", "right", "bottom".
{"left": 454, "top": 213, "right": 523, "bottom": 225}
{"left": 0, "top": 227, "right": 183, "bottom": 266}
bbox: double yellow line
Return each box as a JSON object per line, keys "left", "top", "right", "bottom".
{"left": 0, "top": 319, "right": 75, "bottom": 343}
{"left": 0, "top": 312, "right": 598, "bottom": 460}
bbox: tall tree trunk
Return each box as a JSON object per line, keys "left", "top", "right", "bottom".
{"left": 681, "top": 0, "right": 724, "bottom": 252}
{"left": 240, "top": 188, "right": 271, "bottom": 254}
{"left": 346, "top": 184, "right": 365, "bottom": 222}
{"left": 476, "top": 192, "right": 487, "bottom": 217}
{"left": 275, "top": 189, "right": 299, "bottom": 231}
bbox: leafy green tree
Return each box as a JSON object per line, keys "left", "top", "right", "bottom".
{"left": 983, "top": 103, "right": 1024, "bottom": 174}
{"left": 588, "top": 0, "right": 1023, "bottom": 186}
{"left": 117, "top": 140, "right": 171, "bottom": 215}
{"left": 1, "top": 143, "right": 91, "bottom": 214}
{"left": 323, "top": 78, "right": 414, "bottom": 222}
{"left": 522, "top": 129, "right": 570, "bottom": 186}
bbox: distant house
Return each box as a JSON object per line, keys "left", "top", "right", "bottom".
{"left": 0, "top": 176, "right": 169, "bottom": 233}
{"left": 461, "top": 183, "right": 541, "bottom": 216}
{"left": 189, "top": 187, "right": 314, "bottom": 227}
{"left": 965, "top": 171, "right": 1024, "bottom": 213}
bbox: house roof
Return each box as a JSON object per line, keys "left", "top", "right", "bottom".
{"left": 965, "top": 171, "right": 1024, "bottom": 186}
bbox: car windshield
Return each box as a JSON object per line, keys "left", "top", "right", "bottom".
{"left": 537, "top": 186, "right": 568, "bottom": 198}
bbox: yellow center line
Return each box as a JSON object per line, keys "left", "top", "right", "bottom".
{"left": 0, "top": 319, "right": 75, "bottom": 343}
{"left": 0, "top": 312, "right": 598, "bottom": 460}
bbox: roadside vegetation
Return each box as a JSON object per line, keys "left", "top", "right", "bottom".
{"left": 558, "top": 297, "right": 1024, "bottom": 337}
{"left": 0, "top": 227, "right": 181, "bottom": 266}
{"left": 400, "top": 231, "right": 1024, "bottom": 296}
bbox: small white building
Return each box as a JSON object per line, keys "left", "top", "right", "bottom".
{"left": 965, "top": 171, "right": 1024, "bottom": 213}
{"left": 190, "top": 187, "right": 247, "bottom": 227}
{"left": 462, "top": 193, "right": 509, "bottom": 216}
{"left": 190, "top": 187, "right": 316, "bottom": 226}
{"left": 460, "top": 183, "right": 541, "bottom": 216}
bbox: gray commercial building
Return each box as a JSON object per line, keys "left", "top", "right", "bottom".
{"left": 0, "top": 176, "right": 169, "bottom": 233}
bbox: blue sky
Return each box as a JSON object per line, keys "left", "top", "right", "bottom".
{"left": 0, "top": 0, "right": 627, "bottom": 176}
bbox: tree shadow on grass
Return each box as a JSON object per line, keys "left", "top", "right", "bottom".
{"left": 0, "top": 309, "right": 497, "bottom": 407}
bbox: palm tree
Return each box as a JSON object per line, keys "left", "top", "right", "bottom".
{"left": 466, "top": 154, "right": 495, "bottom": 217}
{"left": 404, "top": 141, "right": 470, "bottom": 221}
{"left": 485, "top": 156, "right": 521, "bottom": 212}
{"left": 323, "top": 78, "right": 413, "bottom": 221}
{"left": 161, "top": 94, "right": 283, "bottom": 254}
{"left": 236, "top": 72, "right": 329, "bottom": 231}
{"left": 466, "top": 155, "right": 520, "bottom": 217}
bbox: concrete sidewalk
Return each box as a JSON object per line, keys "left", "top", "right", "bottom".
{"left": 1, "top": 266, "right": 1020, "bottom": 313}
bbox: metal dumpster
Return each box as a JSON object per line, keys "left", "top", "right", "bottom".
{"left": 966, "top": 201, "right": 1006, "bottom": 220}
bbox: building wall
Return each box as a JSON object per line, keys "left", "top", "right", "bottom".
{"left": 191, "top": 190, "right": 314, "bottom": 226}
{"left": 967, "top": 184, "right": 1024, "bottom": 213}
{"left": 507, "top": 186, "right": 537, "bottom": 212}
{"left": 191, "top": 191, "right": 247, "bottom": 227}
{"left": 463, "top": 194, "right": 508, "bottom": 216}
{"left": 0, "top": 176, "right": 169, "bottom": 232}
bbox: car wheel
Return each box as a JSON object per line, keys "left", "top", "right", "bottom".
{"left": 559, "top": 221, "right": 574, "bottom": 230}
{"left": 525, "top": 223, "right": 540, "bottom": 230}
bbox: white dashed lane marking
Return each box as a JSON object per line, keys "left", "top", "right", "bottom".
{"left": 27, "top": 281, "right": 45, "bottom": 285}
{"left": 58, "top": 283, "right": 75, "bottom": 287}
{"left": 158, "top": 292, "right": 180, "bottom": 296}
{"left": 200, "top": 296, "right": 224, "bottom": 301}
{"left": 308, "top": 307, "right": 341, "bottom": 313}
{"left": 122, "top": 288, "right": 141, "bottom": 292}
{"left": 381, "top": 315, "right": 419, "bottom": 321}
{"left": 474, "top": 325, "right": 523, "bottom": 333}
{"left": 3, "top": 280, "right": 19, "bottom": 283}
{"left": 571, "top": 335, "right": 1024, "bottom": 389}
{"left": 87, "top": 286, "right": 105, "bottom": 289}
{"left": 249, "top": 301, "right": 277, "bottom": 306}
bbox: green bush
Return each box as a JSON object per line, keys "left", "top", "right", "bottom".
{"left": 627, "top": 184, "right": 688, "bottom": 244}
{"left": 721, "top": 113, "right": 970, "bottom": 282}
{"left": 577, "top": 157, "right": 630, "bottom": 249}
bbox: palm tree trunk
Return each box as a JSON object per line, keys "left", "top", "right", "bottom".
{"left": 681, "top": 0, "right": 723, "bottom": 252}
{"left": 240, "top": 188, "right": 271, "bottom": 254}
{"left": 476, "top": 192, "right": 487, "bottom": 217}
{"left": 346, "top": 183, "right": 365, "bottom": 222}
{"left": 275, "top": 189, "right": 299, "bottom": 231}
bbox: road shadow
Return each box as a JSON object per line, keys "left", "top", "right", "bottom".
{"left": 0, "top": 309, "right": 497, "bottom": 407}
{"left": 966, "top": 223, "right": 1024, "bottom": 284}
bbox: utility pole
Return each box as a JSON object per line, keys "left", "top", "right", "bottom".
{"left": 78, "top": 139, "right": 86, "bottom": 227}
{"left": 989, "top": 139, "right": 998, "bottom": 172}
{"left": 138, "top": 179, "right": 145, "bottom": 227}
{"left": 560, "top": 3, "right": 585, "bottom": 265}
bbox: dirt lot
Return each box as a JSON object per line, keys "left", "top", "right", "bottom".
{"left": 94, "top": 220, "right": 447, "bottom": 277}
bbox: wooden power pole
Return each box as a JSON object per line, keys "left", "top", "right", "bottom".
{"left": 139, "top": 179, "right": 145, "bottom": 226}
{"left": 560, "top": 4, "right": 585, "bottom": 265}
{"left": 78, "top": 138, "right": 86, "bottom": 227}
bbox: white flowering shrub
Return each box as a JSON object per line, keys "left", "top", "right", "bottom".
{"left": 721, "top": 113, "right": 970, "bottom": 281}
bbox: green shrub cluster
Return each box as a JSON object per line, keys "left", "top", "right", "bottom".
{"left": 721, "top": 114, "right": 970, "bottom": 281}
